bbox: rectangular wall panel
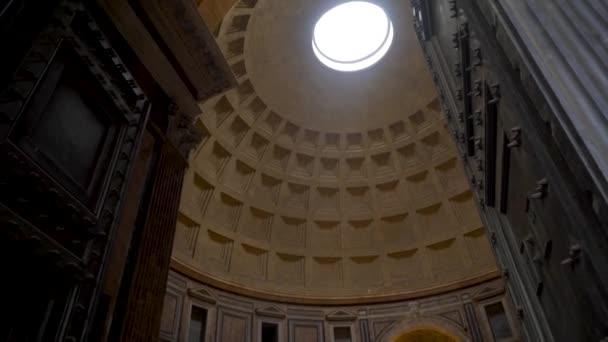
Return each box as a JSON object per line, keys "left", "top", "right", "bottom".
{"left": 289, "top": 320, "right": 324, "bottom": 342}
{"left": 217, "top": 306, "right": 252, "bottom": 342}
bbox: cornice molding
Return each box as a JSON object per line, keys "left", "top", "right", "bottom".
{"left": 136, "top": 0, "right": 237, "bottom": 102}
{"left": 171, "top": 257, "right": 501, "bottom": 305}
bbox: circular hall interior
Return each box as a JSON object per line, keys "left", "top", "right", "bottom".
{"left": 1, "top": 0, "right": 606, "bottom": 340}
{"left": 163, "top": 0, "right": 520, "bottom": 341}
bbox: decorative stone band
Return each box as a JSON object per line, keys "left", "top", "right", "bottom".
{"left": 171, "top": 257, "right": 500, "bottom": 305}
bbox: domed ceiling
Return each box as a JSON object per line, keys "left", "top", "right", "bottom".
{"left": 172, "top": 0, "right": 498, "bottom": 304}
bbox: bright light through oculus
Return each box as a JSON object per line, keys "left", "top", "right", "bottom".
{"left": 313, "top": 1, "right": 394, "bottom": 72}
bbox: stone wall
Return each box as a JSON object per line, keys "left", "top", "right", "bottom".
{"left": 160, "top": 271, "right": 520, "bottom": 341}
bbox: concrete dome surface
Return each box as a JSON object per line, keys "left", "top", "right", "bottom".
{"left": 172, "top": 0, "right": 498, "bottom": 304}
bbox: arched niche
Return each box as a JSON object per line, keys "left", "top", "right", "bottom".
{"left": 393, "top": 329, "right": 459, "bottom": 342}
{"left": 379, "top": 316, "right": 470, "bottom": 342}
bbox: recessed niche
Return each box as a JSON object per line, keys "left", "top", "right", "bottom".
{"left": 236, "top": 80, "right": 254, "bottom": 103}
{"left": 227, "top": 14, "right": 251, "bottom": 34}
{"left": 231, "top": 60, "right": 247, "bottom": 78}
{"left": 406, "top": 170, "right": 438, "bottom": 205}
{"left": 236, "top": 0, "right": 258, "bottom": 9}
{"left": 244, "top": 133, "right": 269, "bottom": 161}
{"left": 346, "top": 132, "right": 363, "bottom": 150}
{"left": 291, "top": 153, "right": 314, "bottom": 177}
{"left": 343, "top": 219, "right": 374, "bottom": 249}
{"left": 281, "top": 183, "right": 310, "bottom": 213}
{"left": 174, "top": 213, "right": 200, "bottom": 256}
{"left": 224, "top": 115, "right": 250, "bottom": 147}
{"left": 421, "top": 131, "right": 449, "bottom": 159}
{"left": 272, "top": 216, "right": 306, "bottom": 247}
{"left": 272, "top": 253, "right": 305, "bottom": 284}
{"left": 346, "top": 256, "right": 382, "bottom": 288}
{"left": 426, "top": 238, "right": 463, "bottom": 282}
{"left": 427, "top": 98, "right": 441, "bottom": 112}
{"left": 389, "top": 121, "right": 407, "bottom": 142}
{"left": 252, "top": 174, "right": 281, "bottom": 205}
{"left": 387, "top": 249, "right": 423, "bottom": 284}
{"left": 241, "top": 207, "right": 273, "bottom": 242}
{"left": 226, "top": 37, "right": 245, "bottom": 59}
{"left": 301, "top": 129, "right": 319, "bottom": 149}
{"left": 221, "top": 159, "right": 255, "bottom": 194}
{"left": 314, "top": 187, "right": 339, "bottom": 216}
{"left": 188, "top": 306, "right": 207, "bottom": 342}
{"left": 232, "top": 243, "right": 268, "bottom": 279}
{"left": 248, "top": 173, "right": 281, "bottom": 207}
{"left": 345, "top": 157, "right": 366, "bottom": 179}
{"left": 195, "top": 119, "right": 211, "bottom": 148}
{"left": 435, "top": 158, "right": 465, "bottom": 193}
{"left": 346, "top": 186, "right": 372, "bottom": 214}
{"left": 244, "top": 97, "right": 267, "bottom": 122}
{"left": 368, "top": 128, "right": 385, "bottom": 147}
{"left": 380, "top": 213, "right": 416, "bottom": 246}
{"left": 319, "top": 157, "right": 340, "bottom": 180}
{"left": 311, "top": 220, "right": 341, "bottom": 249}
{"left": 214, "top": 96, "right": 234, "bottom": 127}
{"left": 323, "top": 132, "right": 340, "bottom": 151}
{"left": 370, "top": 152, "right": 396, "bottom": 177}
{"left": 209, "top": 142, "right": 231, "bottom": 176}
{"left": 198, "top": 229, "right": 233, "bottom": 269}
{"left": 311, "top": 257, "right": 343, "bottom": 287}
{"left": 193, "top": 173, "right": 214, "bottom": 214}
{"left": 375, "top": 180, "right": 403, "bottom": 212}
{"left": 449, "top": 191, "right": 481, "bottom": 228}
{"left": 260, "top": 111, "right": 282, "bottom": 136}
{"left": 397, "top": 143, "right": 423, "bottom": 172}
{"left": 416, "top": 203, "right": 455, "bottom": 243}
{"left": 333, "top": 327, "right": 352, "bottom": 342}
{"left": 207, "top": 192, "right": 243, "bottom": 231}
{"left": 266, "top": 145, "right": 291, "bottom": 172}
{"left": 409, "top": 109, "right": 435, "bottom": 133}
{"left": 278, "top": 122, "right": 300, "bottom": 145}
{"left": 464, "top": 228, "right": 495, "bottom": 270}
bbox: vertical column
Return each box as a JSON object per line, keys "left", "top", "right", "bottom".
{"left": 464, "top": 303, "right": 483, "bottom": 342}
{"left": 119, "top": 142, "right": 186, "bottom": 341}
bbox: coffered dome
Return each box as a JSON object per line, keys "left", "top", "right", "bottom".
{"left": 171, "top": 0, "right": 498, "bottom": 304}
